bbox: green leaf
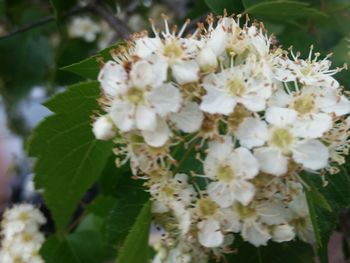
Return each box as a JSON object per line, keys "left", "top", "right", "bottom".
{"left": 204, "top": 0, "right": 244, "bottom": 14}
{"left": 225, "top": 240, "right": 314, "bottom": 263}
{"left": 27, "top": 81, "right": 113, "bottom": 232}
{"left": 50, "top": 0, "right": 77, "bottom": 18}
{"left": 244, "top": 1, "right": 327, "bottom": 21}
{"left": 300, "top": 173, "right": 332, "bottom": 212}
{"left": 61, "top": 44, "right": 121, "bottom": 79}
{"left": 301, "top": 169, "right": 350, "bottom": 263}
{"left": 116, "top": 201, "right": 152, "bottom": 263}
{"left": 40, "top": 236, "right": 80, "bottom": 263}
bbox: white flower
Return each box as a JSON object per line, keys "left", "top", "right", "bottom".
{"left": 92, "top": 115, "right": 116, "bottom": 140}
{"left": 195, "top": 197, "right": 240, "bottom": 248}
{"left": 269, "top": 86, "right": 350, "bottom": 138}
{"left": 134, "top": 19, "right": 202, "bottom": 84}
{"left": 101, "top": 56, "right": 181, "bottom": 146}
{"left": 204, "top": 136, "right": 258, "bottom": 207}
{"left": 200, "top": 55, "right": 273, "bottom": 115}
{"left": 237, "top": 107, "right": 329, "bottom": 175}
{"left": 150, "top": 173, "right": 196, "bottom": 214}
{"left": 206, "top": 17, "right": 249, "bottom": 57}
{"left": 274, "top": 48, "right": 342, "bottom": 88}
{"left": 68, "top": 16, "right": 101, "bottom": 42}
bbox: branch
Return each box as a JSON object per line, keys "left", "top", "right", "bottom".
{"left": 0, "top": 6, "right": 90, "bottom": 41}
{"left": 90, "top": 1, "right": 131, "bottom": 39}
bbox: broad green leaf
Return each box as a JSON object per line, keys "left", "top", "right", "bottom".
{"left": 116, "top": 201, "right": 152, "bottom": 263}
{"left": 41, "top": 214, "right": 115, "bottom": 263}
{"left": 204, "top": 0, "right": 244, "bottom": 14}
{"left": 101, "top": 160, "right": 149, "bottom": 246}
{"left": 244, "top": 1, "right": 327, "bottom": 21}
{"left": 61, "top": 44, "right": 120, "bottom": 79}
{"left": 50, "top": 0, "right": 77, "bottom": 18}
{"left": 225, "top": 240, "right": 314, "bottom": 263}
{"left": 40, "top": 236, "right": 80, "bottom": 263}
{"left": 27, "top": 81, "right": 113, "bottom": 232}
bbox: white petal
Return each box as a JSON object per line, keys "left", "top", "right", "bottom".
{"left": 234, "top": 181, "right": 256, "bottom": 206}
{"left": 236, "top": 117, "right": 268, "bottom": 149}
{"left": 235, "top": 147, "right": 259, "bottom": 179}
{"left": 149, "top": 83, "right": 181, "bottom": 117}
{"left": 110, "top": 101, "right": 135, "bottom": 132}
{"left": 242, "top": 220, "right": 271, "bottom": 247}
{"left": 196, "top": 47, "right": 218, "bottom": 71}
{"left": 197, "top": 219, "right": 224, "bottom": 248}
{"left": 292, "top": 140, "right": 329, "bottom": 170}
{"left": 272, "top": 224, "right": 295, "bottom": 243}
{"left": 200, "top": 88, "right": 236, "bottom": 115}
{"left": 169, "top": 101, "right": 204, "bottom": 133}
{"left": 207, "top": 23, "right": 227, "bottom": 56}
{"left": 268, "top": 87, "right": 291, "bottom": 107}
{"left": 292, "top": 113, "right": 332, "bottom": 139}
{"left": 134, "top": 37, "right": 162, "bottom": 58}
{"left": 142, "top": 118, "right": 171, "bottom": 147}
{"left": 92, "top": 115, "right": 116, "bottom": 140}
{"left": 258, "top": 200, "right": 291, "bottom": 225}
{"left": 208, "top": 182, "right": 235, "bottom": 208}
{"left": 172, "top": 60, "right": 199, "bottom": 85}
{"left": 136, "top": 105, "right": 157, "bottom": 131}
{"left": 98, "top": 61, "right": 127, "bottom": 97}
{"left": 320, "top": 95, "right": 350, "bottom": 116}
{"left": 265, "top": 107, "right": 297, "bottom": 126}
{"left": 239, "top": 95, "right": 267, "bottom": 112}
{"left": 130, "top": 60, "right": 155, "bottom": 88}
{"left": 254, "top": 147, "right": 288, "bottom": 176}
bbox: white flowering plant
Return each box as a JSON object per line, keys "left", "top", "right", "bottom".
{"left": 21, "top": 2, "right": 350, "bottom": 263}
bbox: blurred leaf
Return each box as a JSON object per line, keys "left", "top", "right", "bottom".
{"left": 116, "top": 201, "right": 152, "bottom": 263}
{"left": 244, "top": 1, "right": 327, "bottom": 21}
{"left": 40, "top": 236, "right": 80, "bottom": 263}
{"left": 204, "top": 0, "right": 244, "bottom": 14}
{"left": 225, "top": 240, "right": 314, "bottom": 263}
{"left": 61, "top": 43, "right": 120, "bottom": 79}
{"left": 50, "top": 0, "right": 77, "bottom": 18}
{"left": 302, "top": 169, "right": 350, "bottom": 263}
{"left": 27, "top": 81, "right": 113, "bottom": 232}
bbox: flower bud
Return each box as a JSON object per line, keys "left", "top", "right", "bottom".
{"left": 196, "top": 47, "right": 218, "bottom": 72}
{"left": 92, "top": 115, "right": 116, "bottom": 140}
{"left": 272, "top": 224, "right": 295, "bottom": 243}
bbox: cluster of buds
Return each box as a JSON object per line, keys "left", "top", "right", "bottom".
{"left": 0, "top": 204, "right": 46, "bottom": 263}
{"left": 92, "top": 13, "right": 350, "bottom": 262}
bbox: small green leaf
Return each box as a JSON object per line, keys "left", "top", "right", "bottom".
{"left": 40, "top": 236, "right": 80, "bottom": 263}
{"left": 116, "top": 201, "right": 152, "bottom": 263}
{"left": 27, "top": 81, "right": 113, "bottom": 232}
{"left": 244, "top": 1, "right": 327, "bottom": 21}
{"left": 61, "top": 44, "right": 121, "bottom": 79}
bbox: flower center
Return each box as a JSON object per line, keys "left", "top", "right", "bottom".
{"left": 228, "top": 77, "right": 246, "bottom": 97}
{"left": 270, "top": 128, "right": 293, "bottom": 151}
{"left": 163, "top": 185, "right": 175, "bottom": 197}
{"left": 198, "top": 198, "right": 218, "bottom": 217}
{"left": 163, "top": 40, "right": 183, "bottom": 60}
{"left": 217, "top": 164, "right": 235, "bottom": 183}
{"left": 293, "top": 94, "right": 314, "bottom": 114}
{"left": 300, "top": 64, "right": 313, "bottom": 76}
{"left": 127, "top": 87, "right": 144, "bottom": 104}
{"left": 236, "top": 203, "right": 256, "bottom": 219}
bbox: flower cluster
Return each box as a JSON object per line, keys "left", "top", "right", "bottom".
{"left": 0, "top": 204, "right": 46, "bottom": 263}
{"left": 93, "top": 14, "right": 350, "bottom": 262}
